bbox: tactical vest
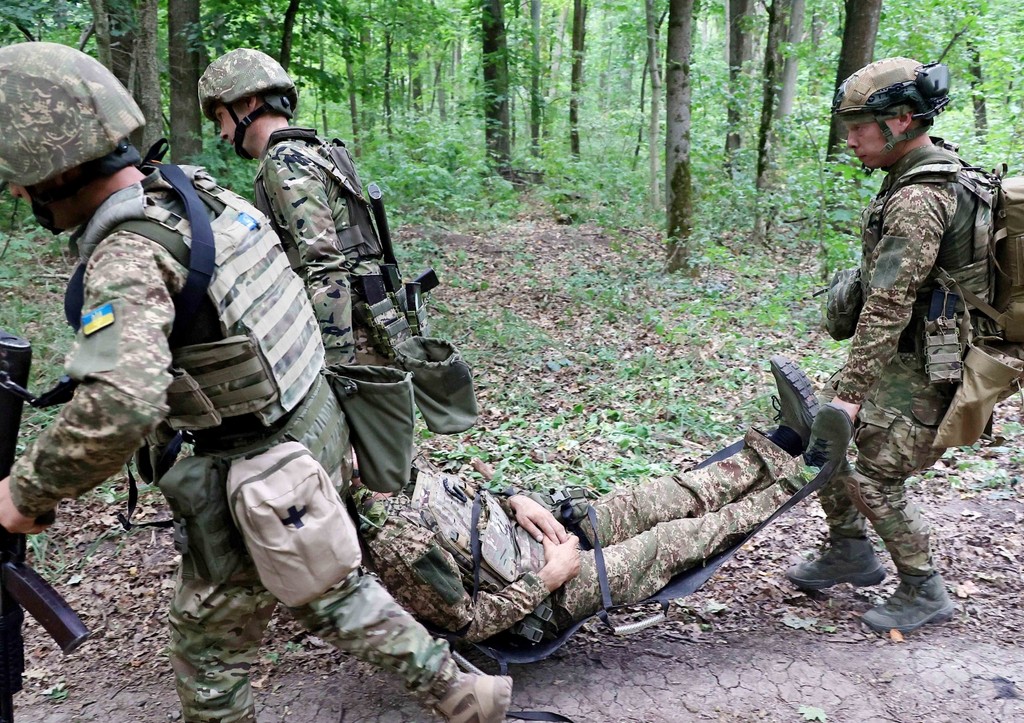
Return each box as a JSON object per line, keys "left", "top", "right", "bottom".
{"left": 78, "top": 166, "right": 324, "bottom": 431}
{"left": 253, "top": 128, "right": 384, "bottom": 273}
{"left": 409, "top": 470, "right": 545, "bottom": 594}
{"left": 861, "top": 141, "right": 993, "bottom": 351}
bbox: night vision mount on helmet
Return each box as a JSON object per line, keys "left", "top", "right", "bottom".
{"left": 832, "top": 58, "right": 950, "bottom": 152}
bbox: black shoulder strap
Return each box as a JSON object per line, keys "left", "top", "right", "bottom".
{"left": 63, "top": 164, "right": 216, "bottom": 346}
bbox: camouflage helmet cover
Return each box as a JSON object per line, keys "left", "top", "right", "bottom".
{"left": 0, "top": 42, "right": 144, "bottom": 186}
{"left": 832, "top": 57, "right": 950, "bottom": 121}
{"left": 198, "top": 48, "right": 297, "bottom": 121}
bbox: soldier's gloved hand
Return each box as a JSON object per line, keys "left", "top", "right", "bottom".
{"left": 510, "top": 495, "right": 568, "bottom": 543}
{"left": 804, "top": 402, "right": 856, "bottom": 468}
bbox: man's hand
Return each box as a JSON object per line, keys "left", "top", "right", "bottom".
{"left": 0, "top": 477, "right": 49, "bottom": 534}
{"left": 509, "top": 495, "right": 569, "bottom": 543}
{"left": 537, "top": 536, "right": 581, "bottom": 592}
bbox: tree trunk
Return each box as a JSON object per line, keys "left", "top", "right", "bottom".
{"left": 529, "top": 0, "right": 542, "bottom": 156}
{"left": 384, "top": 30, "right": 394, "bottom": 136}
{"left": 755, "top": 0, "right": 789, "bottom": 186}
{"left": 775, "top": 0, "right": 804, "bottom": 119}
{"left": 167, "top": 0, "right": 203, "bottom": 163}
{"left": 665, "top": 0, "right": 695, "bottom": 275}
{"left": 569, "top": 0, "right": 586, "bottom": 158}
{"left": 134, "top": 0, "right": 161, "bottom": 151}
{"left": 724, "top": 0, "right": 754, "bottom": 164}
{"left": 826, "top": 0, "right": 882, "bottom": 158}
{"left": 968, "top": 43, "right": 988, "bottom": 142}
{"left": 482, "top": 0, "right": 511, "bottom": 170}
{"left": 280, "top": 0, "right": 301, "bottom": 71}
{"left": 344, "top": 47, "right": 360, "bottom": 150}
{"left": 410, "top": 48, "right": 423, "bottom": 111}
{"left": 645, "top": 0, "right": 662, "bottom": 210}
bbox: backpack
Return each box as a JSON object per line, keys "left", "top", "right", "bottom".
{"left": 945, "top": 171, "right": 1024, "bottom": 342}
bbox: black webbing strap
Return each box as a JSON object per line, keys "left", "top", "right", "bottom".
{"left": 116, "top": 464, "right": 174, "bottom": 531}
{"left": 157, "top": 164, "right": 216, "bottom": 345}
{"left": 507, "top": 711, "right": 575, "bottom": 721}
{"left": 62, "top": 164, "right": 215, "bottom": 346}
{"left": 586, "top": 505, "right": 614, "bottom": 629}
{"left": 470, "top": 494, "right": 484, "bottom": 602}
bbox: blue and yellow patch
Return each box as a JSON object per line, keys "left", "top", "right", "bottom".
{"left": 81, "top": 302, "right": 115, "bottom": 336}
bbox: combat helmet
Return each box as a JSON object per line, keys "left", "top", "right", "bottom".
{"left": 199, "top": 49, "right": 298, "bottom": 160}
{"left": 832, "top": 57, "right": 950, "bottom": 150}
{"left": 0, "top": 42, "right": 144, "bottom": 187}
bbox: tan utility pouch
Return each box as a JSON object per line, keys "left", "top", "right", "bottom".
{"left": 934, "top": 344, "right": 1024, "bottom": 448}
{"left": 227, "top": 441, "right": 361, "bottom": 607}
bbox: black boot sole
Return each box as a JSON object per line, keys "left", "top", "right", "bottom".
{"left": 769, "top": 355, "right": 819, "bottom": 446}
{"left": 786, "top": 567, "right": 887, "bottom": 591}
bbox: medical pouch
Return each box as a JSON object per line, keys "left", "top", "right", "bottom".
{"left": 395, "top": 337, "right": 478, "bottom": 434}
{"left": 933, "top": 344, "right": 1024, "bottom": 447}
{"left": 825, "top": 267, "right": 864, "bottom": 341}
{"left": 227, "top": 441, "right": 361, "bottom": 607}
{"left": 158, "top": 454, "right": 244, "bottom": 583}
{"left": 328, "top": 365, "right": 415, "bottom": 492}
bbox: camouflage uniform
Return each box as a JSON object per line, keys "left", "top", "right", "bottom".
{"left": 255, "top": 136, "right": 387, "bottom": 365}
{"left": 359, "top": 429, "right": 804, "bottom": 641}
{"left": 819, "top": 140, "right": 981, "bottom": 577}
{"left": 0, "top": 43, "right": 470, "bottom": 723}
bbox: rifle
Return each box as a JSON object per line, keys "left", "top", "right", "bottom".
{"left": 366, "top": 182, "right": 440, "bottom": 296}
{"left": 0, "top": 330, "right": 90, "bottom": 722}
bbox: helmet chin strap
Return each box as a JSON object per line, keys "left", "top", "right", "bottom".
{"left": 228, "top": 103, "right": 270, "bottom": 160}
{"left": 876, "top": 116, "right": 929, "bottom": 152}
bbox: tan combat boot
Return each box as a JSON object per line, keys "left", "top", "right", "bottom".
{"left": 432, "top": 669, "right": 513, "bottom": 723}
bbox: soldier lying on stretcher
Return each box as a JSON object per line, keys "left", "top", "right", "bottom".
{"left": 351, "top": 356, "right": 851, "bottom": 643}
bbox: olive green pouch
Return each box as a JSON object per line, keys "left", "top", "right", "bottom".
{"left": 158, "top": 455, "right": 245, "bottom": 582}
{"left": 825, "top": 267, "right": 864, "bottom": 341}
{"left": 394, "top": 337, "right": 478, "bottom": 434}
{"left": 328, "top": 365, "right": 414, "bottom": 493}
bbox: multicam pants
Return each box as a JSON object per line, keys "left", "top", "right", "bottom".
{"left": 819, "top": 353, "right": 954, "bottom": 577}
{"left": 551, "top": 429, "right": 804, "bottom": 628}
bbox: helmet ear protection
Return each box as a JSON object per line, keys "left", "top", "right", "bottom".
{"left": 915, "top": 62, "right": 950, "bottom": 114}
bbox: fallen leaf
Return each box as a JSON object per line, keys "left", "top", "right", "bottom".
{"left": 956, "top": 581, "right": 980, "bottom": 598}
{"left": 798, "top": 704, "right": 827, "bottom": 721}
{"left": 782, "top": 615, "right": 817, "bottom": 630}
{"left": 889, "top": 629, "right": 905, "bottom": 643}
{"left": 472, "top": 459, "right": 495, "bottom": 480}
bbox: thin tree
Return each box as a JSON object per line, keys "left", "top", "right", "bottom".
{"left": 482, "top": 0, "right": 511, "bottom": 170}
{"left": 968, "top": 43, "right": 987, "bottom": 141}
{"left": 752, "top": 0, "right": 790, "bottom": 244}
{"left": 724, "top": 0, "right": 754, "bottom": 166}
{"left": 665, "top": 0, "right": 695, "bottom": 274}
{"left": 168, "top": 0, "right": 203, "bottom": 163}
{"left": 775, "top": 0, "right": 805, "bottom": 119}
{"left": 529, "top": 0, "right": 542, "bottom": 156}
{"left": 569, "top": 0, "right": 586, "bottom": 158}
{"left": 280, "top": 0, "right": 301, "bottom": 71}
{"left": 644, "top": 0, "right": 663, "bottom": 209}
{"left": 825, "top": 0, "right": 882, "bottom": 158}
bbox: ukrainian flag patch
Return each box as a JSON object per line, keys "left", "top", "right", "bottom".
{"left": 236, "top": 212, "right": 260, "bottom": 230}
{"left": 81, "top": 302, "right": 115, "bottom": 336}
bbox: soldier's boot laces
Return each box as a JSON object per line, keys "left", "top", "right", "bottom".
{"left": 769, "top": 355, "right": 820, "bottom": 449}
{"left": 786, "top": 535, "right": 886, "bottom": 591}
{"left": 860, "top": 572, "right": 955, "bottom": 634}
{"left": 803, "top": 403, "right": 854, "bottom": 468}
{"left": 434, "top": 671, "right": 513, "bottom": 723}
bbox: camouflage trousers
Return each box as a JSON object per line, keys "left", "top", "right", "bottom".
{"left": 168, "top": 565, "right": 455, "bottom": 723}
{"left": 552, "top": 429, "right": 803, "bottom": 627}
{"left": 819, "top": 353, "right": 953, "bottom": 577}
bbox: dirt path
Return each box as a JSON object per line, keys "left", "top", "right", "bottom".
{"left": 9, "top": 219, "right": 1024, "bottom": 722}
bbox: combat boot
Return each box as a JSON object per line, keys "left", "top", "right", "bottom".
{"left": 433, "top": 670, "right": 513, "bottom": 723}
{"left": 860, "top": 572, "right": 955, "bottom": 633}
{"left": 803, "top": 403, "right": 854, "bottom": 468}
{"left": 786, "top": 535, "right": 886, "bottom": 590}
{"left": 769, "top": 355, "right": 820, "bottom": 449}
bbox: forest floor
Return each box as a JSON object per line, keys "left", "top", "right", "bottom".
{"left": 6, "top": 213, "right": 1024, "bottom": 723}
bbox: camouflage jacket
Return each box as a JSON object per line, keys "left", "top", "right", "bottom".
{"left": 10, "top": 185, "right": 186, "bottom": 517}
{"left": 255, "top": 134, "right": 381, "bottom": 366}
{"left": 835, "top": 144, "right": 961, "bottom": 405}
{"left": 355, "top": 488, "right": 550, "bottom": 642}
